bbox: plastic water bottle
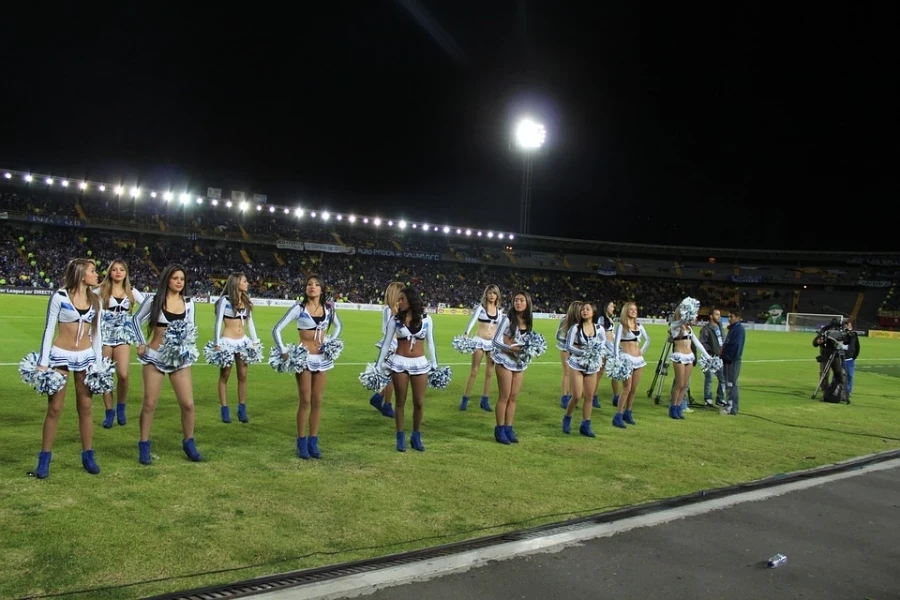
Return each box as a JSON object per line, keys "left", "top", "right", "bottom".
{"left": 767, "top": 553, "right": 788, "bottom": 568}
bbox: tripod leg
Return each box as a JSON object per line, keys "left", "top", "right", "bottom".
{"left": 811, "top": 355, "right": 833, "bottom": 399}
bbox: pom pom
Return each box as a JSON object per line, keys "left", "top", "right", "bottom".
{"left": 359, "top": 363, "right": 392, "bottom": 391}
{"left": 699, "top": 355, "right": 723, "bottom": 373}
{"left": 238, "top": 340, "right": 264, "bottom": 365}
{"left": 203, "top": 341, "right": 235, "bottom": 368}
{"left": 678, "top": 297, "right": 700, "bottom": 322}
{"left": 427, "top": 365, "right": 453, "bottom": 389}
{"left": 19, "top": 353, "right": 68, "bottom": 395}
{"left": 606, "top": 353, "right": 635, "bottom": 381}
{"left": 318, "top": 337, "right": 344, "bottom": 362}
{"left": 577, "top": 338, "right": 610, "bottom": 373}
{"left": 268, "top": 344, "right": 309, "bottom": 373}
{"left": 158, "top": 320, "right": 199, "bottom": 368}
{"left": 19, "top": 351, "right": 40, "bottom": 386}
{"left": 101, "top": 311, "right": 137, "bottom": 345}
{"left": 451, "top": 334, "right": 478, "bottom": 354}
{"left": 85, "top": 358, "right": 116, "bottom": 395}
{"left": 518, "top": 332, "right": 547, "bottom": 364}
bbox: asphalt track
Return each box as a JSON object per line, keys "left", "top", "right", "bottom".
{"left": 250, "top": 457, "right": 900, "bottom": 600}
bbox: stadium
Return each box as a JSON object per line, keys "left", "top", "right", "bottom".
{"left": 2, "top": 171, "right": 900, "bottom": 598}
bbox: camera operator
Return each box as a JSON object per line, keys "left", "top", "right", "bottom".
{"left": 812, "top": 317, "right": 846, "bottom": 392}
{"left": 842, "top": 318, "right": 860, "bottom": 399}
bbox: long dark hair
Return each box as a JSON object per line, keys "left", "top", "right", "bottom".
{"left": 223, "top": 272, "right": 252, "bottom": 314}
{"left": 147, "top": 264, "right": 186, "bottom": 336}
{"left": 507, "top": 291, "right": 534, "bottom": 336}
{"left": 398, "top": 286, "right": 424, "bottom": 332}
{"left": 302, "top": 274, "right": 335, "bottom": 333}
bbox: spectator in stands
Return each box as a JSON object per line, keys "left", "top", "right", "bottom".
{"left": 272, "top": 275, "right": 343, "bottom": 459}
{"left": 491, "top": 291, "right": 535, "bottom": 445}
{"left": 97, "top": 259, "right": 146, "bottom": 429}
{"left": 700, "top": 307, "right": 726, "bottom": 407}
{"left": 31, "top": 259, "right": 103, "bottom": 479}
{"left": 459, "top": 284, "right": 503, "bottom": 413}
{"left": 721, "top": 309, "right": 746, "bottom": 415}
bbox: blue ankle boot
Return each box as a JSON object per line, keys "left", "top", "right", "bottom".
{"left": 505, "top": 425, "right": 519, "bottom": 443}
{"left": 612, "top": 394, "right": 619, "bottom": 407}
{"left": 116, "top": 402, "right": 127, "bottom": 425}
{"left": 669, "top": 405, "right": 677, "bottom": 419}
{"left": 102, "top": 409, "right": 115, "bottom": 429}
{"left": 308, "top": 436, "right": 321, "bottom": 459}
{"left": 35, "top": 451, "right": 52, "bottom": 479}
{"left": 369, "top": 392, "right": 384, "bottom": 411}
{"left": 623, "top": 409, "right": 635, "bottom": 425}
{"left": 237, "top": 403, "right": 248, "bottom": 423}
{"left": 81, "top": 449, "right": 100, "bottom": 474}
{"left": 562, "top": 415, "right": 572, "bottom": 434}
{"left": 676, "top": 404, "right": 685, "bottom": 419}
{"left": 183, "top": 438, "right": 203, "bottom": 462}
{"left": 612, "top": 413, "right": 626, "bottom": 428}
{"left": 579, "top": 420, "right": 596, "bottom": 438}
{"left": 221, "top": 406, "right": 231, "bottom": 423}
{"left": 410, "top": 431, "right": 425, "bottom": 452}
{"left": 138, "top": 440, "right": 152, "bottom": 465}
{"left": 297, "top": 436, "right": 310, "bottom": 459}
{"left": 381, "top": 402, "right": 395, "bottom": 418}
{"left": 560, "top": 394, "right": 569, "bottom": 409}
{"left": 494, "top": 425, "right": 510, "bottom": 445}
{"left": 396, "top": 431, "right": 406, "bottom": 452}
{"left": 592, "top": 395, "right": 601, "bottom": 409}
{"left": 479, "top": 396, "right": 492, "bottom": 412}
{"left": 459, "top": 395, "right": 469, "bottom": 410}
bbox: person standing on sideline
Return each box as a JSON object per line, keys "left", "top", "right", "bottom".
{"left": 700, "top": 307, "right": 726, "bottom": 407}
{"left": 843, "top": 318, "right": 860, "bottom": 399}
{"left": 720, "top": 309, "right": 745, "bottom": 415}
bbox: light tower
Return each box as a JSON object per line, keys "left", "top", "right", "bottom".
{"left": 514, "top": 118, "right": 546, "bottom": 235}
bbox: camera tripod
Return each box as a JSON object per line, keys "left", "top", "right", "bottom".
{"left": 647, "top": 335, "right": 695, "bottom": 406}
{"left": 811, "top": 350, "right": 849, "bottom": 403}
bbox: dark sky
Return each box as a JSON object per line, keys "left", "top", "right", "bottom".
{"left": 1, "top": 3, "right": 896, "bottom": 250}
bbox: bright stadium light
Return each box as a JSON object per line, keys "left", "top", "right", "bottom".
{"left": 515, "top": 118, "right": 546, "bottom": 150}
{"left": 150, "top": 191, "right": 157, "bottom": 198}
{"left": 163, "top": 192, "right": 173, "bottom": 201}
{"left": 268, "top": 206, "right": 275, "bottom": 212}
{"left": 115, "top": 186, "right": 124, "bottom": 195}
{"left": 514, "top": 117, "right": 546, "bottom": 235}
{"left": 465, "top": 229, "right": 472, "bottom": 236}
{"left": 283, "top": 208, "right": 289, "bottom": 214}
{"left": 373, "top": 218, "right": 381, "bottom": 226}
{"left": 398, "top": 220, "right": 406, "bottom": 229}
{"left": 443, "top": 226, "right": 450, "bottom": 233}
{"left": 46, "top": 178, "right": 53, "bottom": 185}
{"left": 294, "top": 208, "right": 303, "bottom": 217}
{"left": 509, "top": 234, "right": 515, "bottom": 240}
{"left": 180, "top": 193, "right": 190, "bottom": 204}
{"left": 310, "top": 211, "right": 317, "bottom": 217}
{"left": 362, "top": 217, "right": 369, "bottom": 224}
{"left": 98, "top": 184, "right": 106, "bottom": 191}
{"left": 322, "top": 211, "right": 330, "bottom": 220}
{"left": 61, "top": 180, "right": 69, "bottom": 187}
{"left": 196, "top": 197, "right": 203, "bottom": 204}
{"left": 79, "top": 182, "right": 87, "bottom": 190}
{"left": 498, "top": 233, "right": 505, "bottom": 239}
{"left": 487, "top": 231, "right": 494, "bottom": 237}
{"left": 256, "top": 205, "right": 262, "bottom": 211}
{"left": 412, "top": 223, "right": 417, "bottom": 229}
{"left": 212, "top": 199, "right": 219, "bottom": 206}
{"left": 422, "top": 222, "right": 429, "bottom": 230}
{"left": 337, "top": 214, "right": 343, "bottom": 221}
{"left": 131, "top": 187, "right": 139, "bottom": 197}
{"left": 240, "top": 202, "right": 248, "bottom": 211}
{"left": 349, "top": 215, "right": 356, "bottom": 223}
{"left": 24, "top": 174, "right": 33, "bottom": 182}
{"left": 477, "top": 231, "right": 482, "bottom": 236}
{"left": 3, "top": 172, "right": 11, "bottom": 179}
{"left": 226, "top": 200, "right": 233, "bottom": 208}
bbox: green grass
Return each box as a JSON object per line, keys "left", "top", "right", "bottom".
{"left": 1, "top": 296, "right": 898, "bottom": 599}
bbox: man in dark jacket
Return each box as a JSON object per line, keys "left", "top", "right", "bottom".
{"left": 700, "top": 307, "right": 726, "bottom": 406}
{"left": 720, "top": 310, "right": 745, "bottom": 415}
{"left": 843, "top": 318, "right": 860, "bottom": 398}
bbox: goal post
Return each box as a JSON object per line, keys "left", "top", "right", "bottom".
{"left": 786, "top": 313, "right": 843, "bottom": 333}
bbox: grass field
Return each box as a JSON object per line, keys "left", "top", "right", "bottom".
{"left": 1, "top": 295, "right": 899, "bottom": 599}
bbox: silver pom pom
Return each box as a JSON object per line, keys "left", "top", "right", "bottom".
{"left": 427, "top": 365, "right": 453, "bottom": 389}
{"left": 238, "top": 340, "right": 264, "bottom": 365}
{"left": 451, "top": 334, "right": 478, "bottom": 354}
{"left": 359, "top": 363, "right": 392, "bottom": 391}
{"left": 18, "top": 351, "right": 67, "bottom": 395}
{"left": 319, "top": 337, "right": 344, "bottom": 362}
{"left": 204, "top": 341, "right": 235, "bottom": 368}
{"left": 577, "top": 338, "right": 608, "bottom": 373}
{"left": 85, "top": 358, "right": 116, "bottom": 395}
{"left": 158, "top": 320, "right": 199, "bottom": 368}
{"left": 678, "top": 297, "right": 700, "bottom": 322}
{"left": 518, "top": 332, "right": 547, "bottom": 364}
{"left": 269, "top": 344, "right": 309, "bottom": 373}
{"left": 101, "top": 311, "right": 137, "bottom": 345}
{"left": 19, "top": 352, "right": 40, "bottom": 386}
{"left": 606, "top": 354, "right": 635, "bottom": 381}
{"left": 699, "top": 355, "right": 723, "bottom": 373}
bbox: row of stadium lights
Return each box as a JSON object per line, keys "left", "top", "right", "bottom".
{"left": 4, "top": 171, "right": 515, "bottom": 240}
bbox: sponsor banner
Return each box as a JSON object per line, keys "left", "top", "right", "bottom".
{"left": 356, "top": 247, "right": 442, "bottom": 262}
{"left": 252, "top": 193, "right": 267, "bottom": 204}
{"left": 730, "top": 274, "right": 764, "bottom": 283}
{"left": 192, "top": 295, "right": 210, "bottom": 303}
{"left": 437, "top": 307, "right": 472, "bottom": 316}
{"left": 0, "top": 286, "right": 53, "bottom": 295}
{"left": 744, "top": 323, "right": 788, "bottom": 332}
{"left": 276, "top": 240, "right": 305, "bottom": 251}
{"left": 596, "top": 267, "right": 617, "bottom": 276}
{"left": 207, "top": 187, "right": 222, "bottom": 200}
{"left": 857, "top": 279, "right": 892, "bottom": 288}
{"left": 304, "top": 242, "right": 355, "bottom": 255}
{"left": 868, "top": 330, "right": 900, "bottom": 340}
{"left": 534, "top": 312, "right": 564, "bottom": 320}
{"left": 27, "top": 214, "right": 84, "bottom": 228}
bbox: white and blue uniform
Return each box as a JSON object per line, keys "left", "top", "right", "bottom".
{"left": 375, "top": 314, "right": 437, "bottom": 376}
{"left": 131, "top": 296, "right": 197, "bottom": 373}
{"left": 464, "top": 303, "right": 503, "bottom": 352}
{"left": 272, "top": 302, "right": 343, "bottom": 372}
{"left": 492, "top": 316, "right": 530, "bottom": 373}
{"left": 613, "top": 323, "right": 651, "bottom": 370}
{"left": 213, "top": 297, "right": 259, "bottom": 353}
{"left": 38, "top": 290, "right": 103, "bottom": 372}
{"left": 555, "top": 319, "right": 570, "bottom": 352}
{"left": 97, "top": 288, "right": 146, "bottom": 346}
{"left": 565, "top": 322, "right": 603, "bottom": 374}
{"left": 374, "top": 306, "right": 398, "bottom": 353}
{"left": 668, "top": 322, "right": 711, "bottom": 365}
{"left": 599, "top": 315, "right": 616, "bottom": 354}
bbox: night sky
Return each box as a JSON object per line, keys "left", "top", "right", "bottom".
{"left": 1, "top": 3, "right": 896, "bottom": 251}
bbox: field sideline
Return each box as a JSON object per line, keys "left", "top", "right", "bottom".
{"left": 1, "top": 296, "right": 899, "bottom": 599}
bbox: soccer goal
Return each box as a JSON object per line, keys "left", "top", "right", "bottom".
{"left": 786, "top": 313, "right": 843, "bottom": 333}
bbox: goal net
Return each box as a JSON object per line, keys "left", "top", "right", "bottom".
{"left": 786, "top": 313, "right": 843, "bottom": 332}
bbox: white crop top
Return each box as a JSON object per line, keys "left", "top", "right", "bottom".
{"left": 565, "top": 322, "right": 600, "bottom": 357}
{"left": 213, "top": 297, "right": 259, "bottom": 344}
{"left": 272, "top": 301, "right": 343, "bottom": 354}
{"left": 93, "top": 287, "right": 146, "bottom": 313}
{"left": 375, "top": 314, "right": 438, "bottom": 368}
{"left": 613, "top": 323, "right": 651, "bottom": 356}
{"left": 464, "top": 302, "right": 503, "bottom": 335}
{"left": 668, "top": 321, "right": 711, "bottom": 359}
{"left": 492, "top": 315, "right": 531, "bottom": 355}
{"left": 38, "top": 290, "right": 103, "bottom": 367}
{"left": 131, "top": 296, "right": 196, "bottom": 346}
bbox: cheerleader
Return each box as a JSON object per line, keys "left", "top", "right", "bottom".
{"left": 272, "top": 275, "right": 343, "bottom": 460}
{"left": 369, "top": 281, "right": 403, "bottom": 418}
{"left": 211, "top": 272, "right": 260, "bottom": 423}
{"left": 374, "top": 286, "right": 437, "bottom": 452}
{"left": 562, "top": 302, "right": 602, "bottom": 437}
{"left": 555, "top": 301, "right": 583, "bottom": 408}
{"left": 97, "top": 259, "right": 146, "bottom": 428}
{"left": 132, "top": 264, "right": 203, "bottom": 464}
{"left": 460, "top": 284, "right": 502, "bottom": 412}
{"left": 31, "top": 259, "right": 103, "bottom": 478}
{"left": 491, "top": 291, "right": 534, "bottom": 444}
{"left": 599, "top": 301, "right": 620, "bottom": 407}
{"left": 611, "top": 301, "right": 650, "bottom": 429}
{"left": 668, "top": 305, "right": 713, "bottom": 419}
